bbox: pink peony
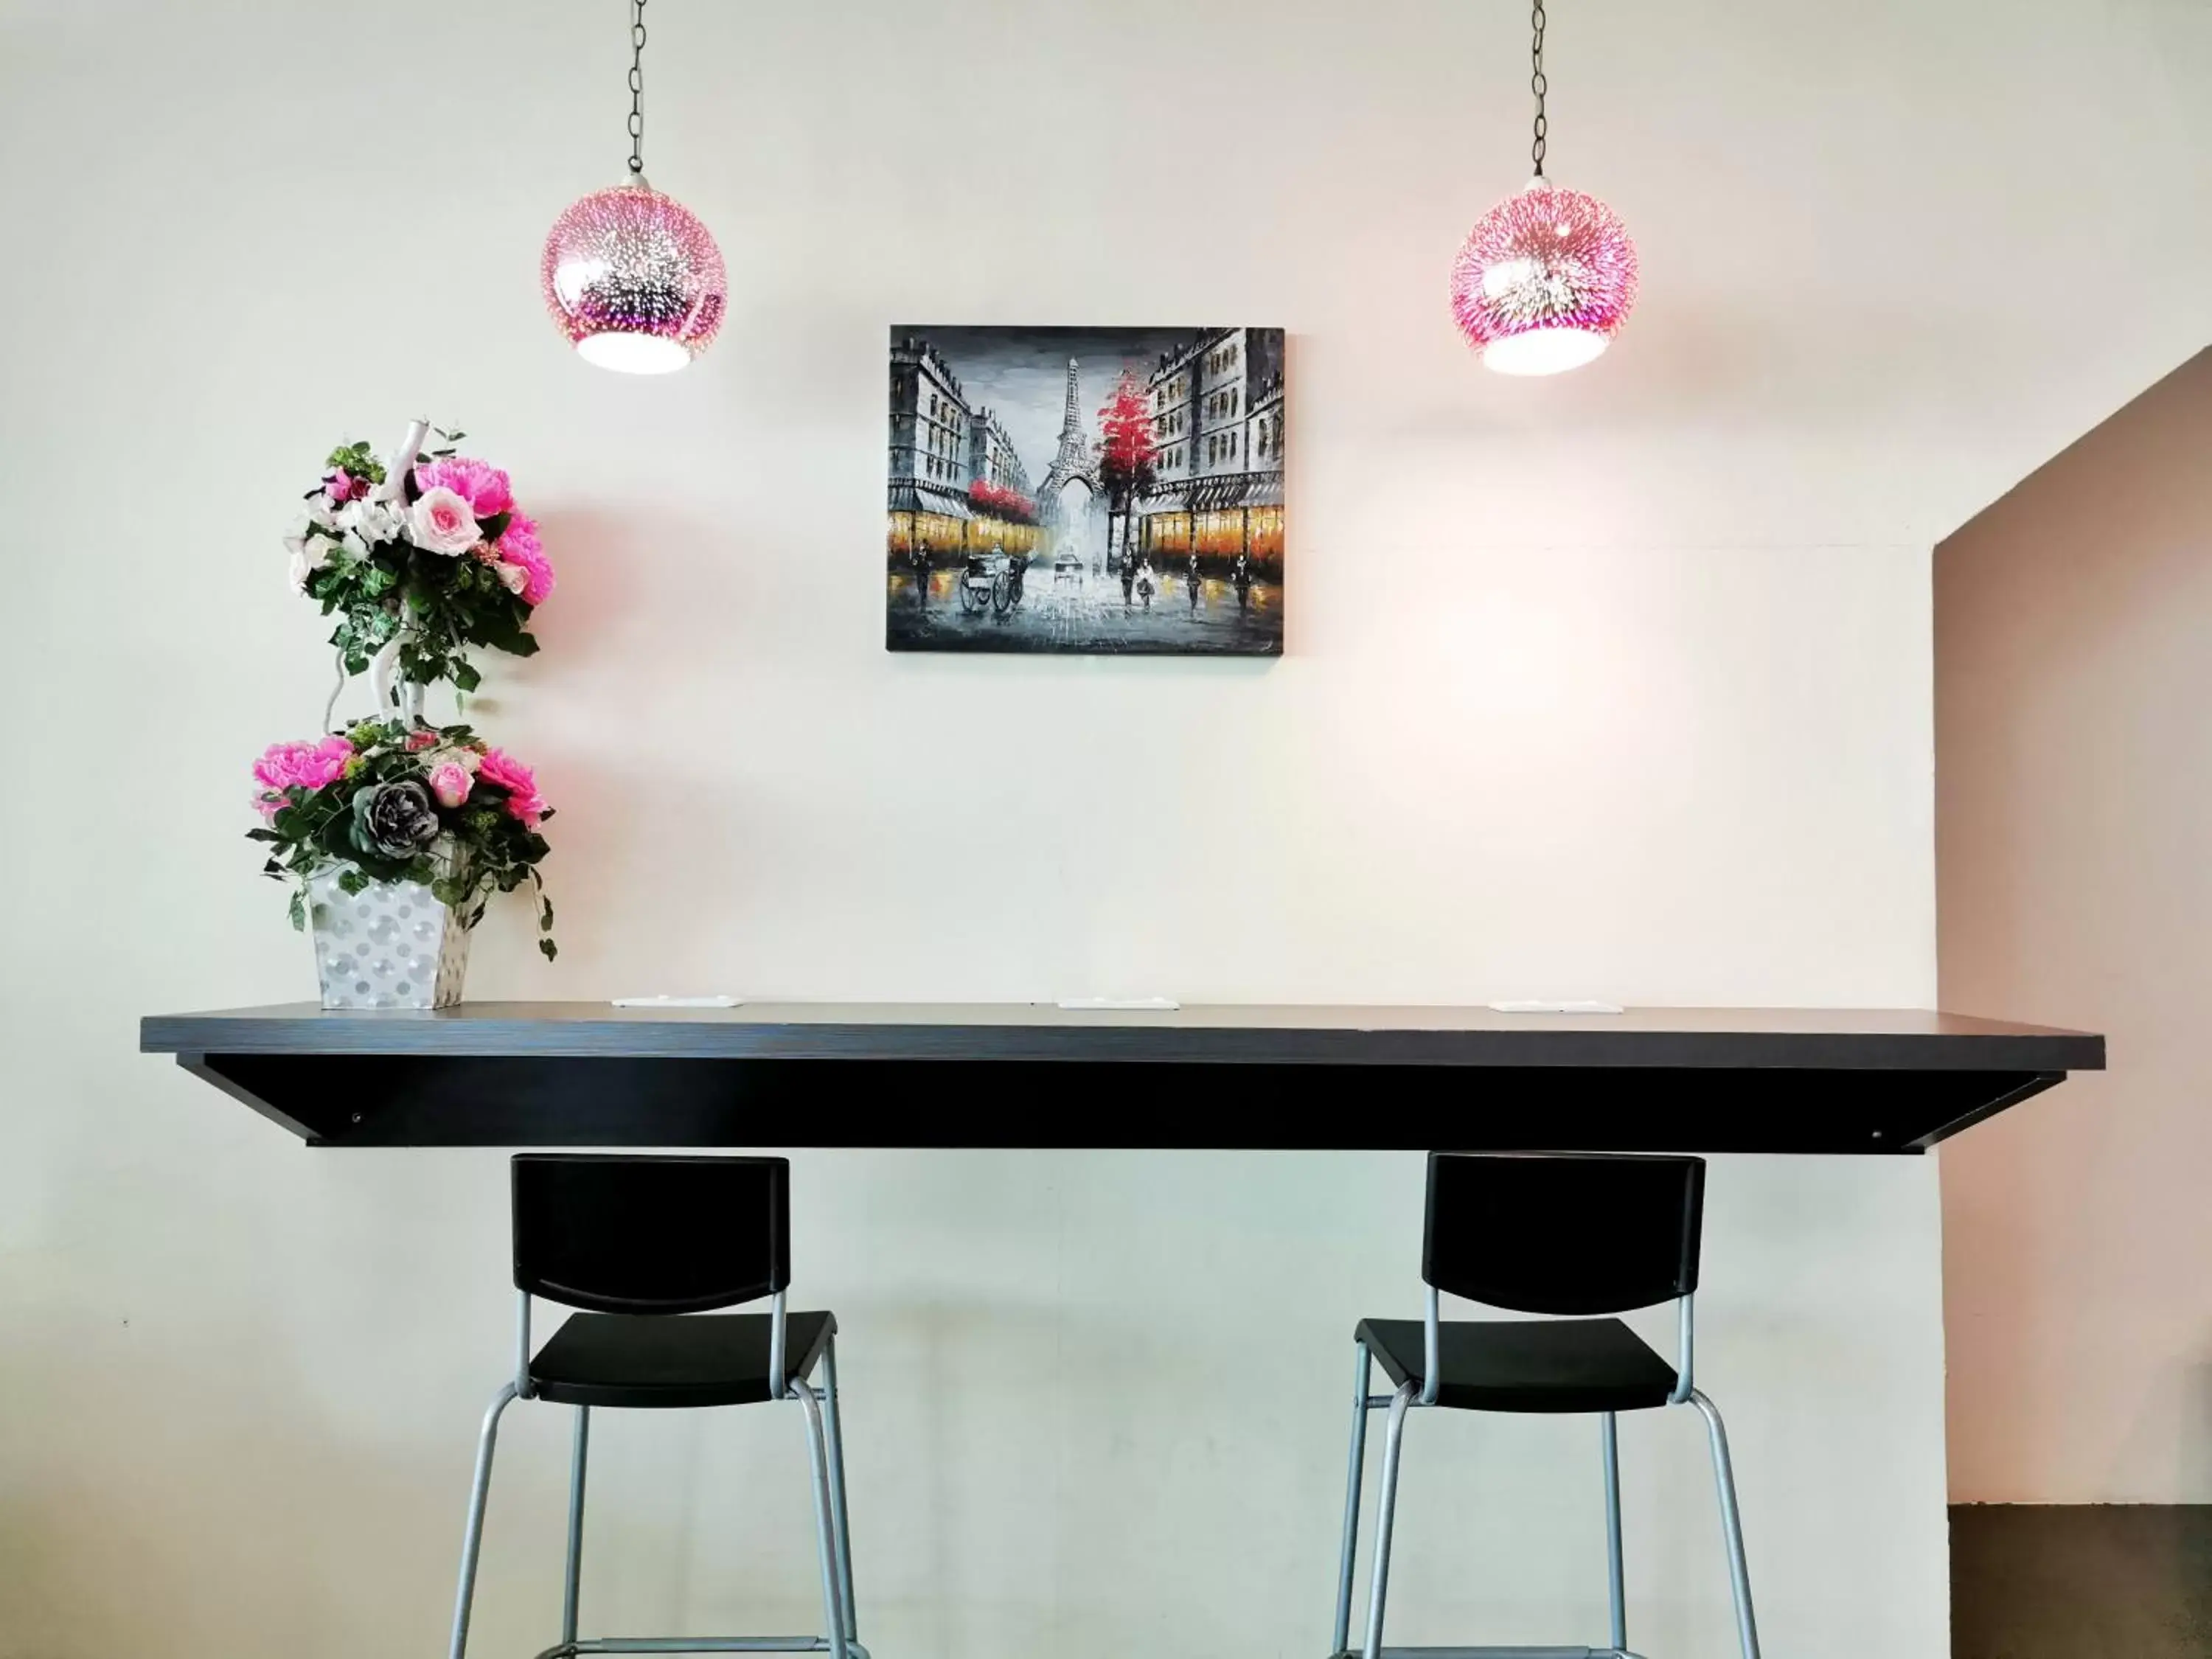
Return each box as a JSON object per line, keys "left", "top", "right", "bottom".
{"left": 251, "top": 735, "right": 354, "bottom": 815}
{"left": 414, "top": 456, "right": 513, "bottom": 521}
{"left": 476, "top": 747, "right": 548, "bottom": 828}
{"left": 496, "top": 512, "right": 556, "bottom": 606}
{"left": 427, "top": 759, "right": 473, "bottom": 809}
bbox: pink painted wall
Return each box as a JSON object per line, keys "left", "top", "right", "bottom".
{"left": 1937, "top": 346, "right": 2212, "bottom": 1502}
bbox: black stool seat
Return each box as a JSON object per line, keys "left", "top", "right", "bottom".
{"left": 1355, "top": 1315, "right": 1678, "bottom": 1415}
{"left": 531, "top": 1309, "right": 837, "bottom": 1409}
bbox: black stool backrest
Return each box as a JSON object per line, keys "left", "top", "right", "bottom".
{"left": 1423, "top": 1151, "right": 1704, "bottom": 1315}
{"left": 512, "top": 1154, "right": 790, "bottom": 1315}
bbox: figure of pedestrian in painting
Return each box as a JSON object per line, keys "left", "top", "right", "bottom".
{"left": 1231, "top": 548, "right": 1253, "bottom": 613}
{"left": 913, "top": 535, "right": 931, "bottom": 608}
{"left": 1120, "top": 545, "right": 1137, "bottom": 607}
{"left": 1135, "top": 556, "right": 1157, "bottom": 611}
{"left": 1186, "top": 548, "right": 1202, "bottom": 611}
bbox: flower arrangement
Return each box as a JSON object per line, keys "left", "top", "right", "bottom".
{"left": 285, "top": 429, "right": 556, "bottom": 694}
{"left": 248, "top": 718, "right": 557, "bottom": 959}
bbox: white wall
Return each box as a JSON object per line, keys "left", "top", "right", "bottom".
{"left": 21, "top": 0, "right": 2188, "bottom": 1653}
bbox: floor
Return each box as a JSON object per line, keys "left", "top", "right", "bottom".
{"left": 1951, "top": 1505, "right": 2212, "bottom": 1658}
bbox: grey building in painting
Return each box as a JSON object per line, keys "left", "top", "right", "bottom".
{"left": 967, "top": 408, "right": 1032, "bottom": 498}
{"left": 888, "top": 335, "right": 975, "bottom": 520}
{"left": 1139, "top": 327, "right": 1286, "bottom": 564}
{"left": 890, "top": 336, "right": 1034, "bottom": 519}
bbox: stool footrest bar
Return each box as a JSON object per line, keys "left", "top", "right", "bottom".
{"left": 554, "top": 1639, "right": 858, "bottom": 1656}
{"left": 1328, "top": 1647, "right": 1634, "bottom": 1659}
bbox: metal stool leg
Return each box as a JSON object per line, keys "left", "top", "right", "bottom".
{"left": 561, "top": 1405, "right": 591, "bottom": 1649}
{"left": 1689, "top": 1391, "right": 1760, "bottom": 1659}
{"left": 1601, "top": 1411, "right": 1627, "bottom": 1655}
{"left": 792, "top": 1379, "right": 851, "bottom": 1659}
{"left": 449, "top": 1382, "right": 520, "bottom": 1659}
{"left": 1360, "top": 1382, "right": 1416, "bottom": 1659}
{"left": 819, "top": 1339, "right": 858, "bottom": 1644}
{"left": 1332, "top": 1343, "right": 1374, "bottom": 1658}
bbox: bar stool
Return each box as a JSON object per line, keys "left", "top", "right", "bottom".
{"left": 448, "top": 1155, "right": 863, "bottom": 1659}
{"left": 1330, "top": 1152, "right": 1759, "bottom": 1659}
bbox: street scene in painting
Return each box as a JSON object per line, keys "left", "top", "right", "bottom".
{"left": 886, "top": 326, "right": 1285, "bottom": 655}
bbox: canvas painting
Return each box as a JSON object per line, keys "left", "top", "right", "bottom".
{"left": 886, "top": 326, "right": 1285, "bottom": 655}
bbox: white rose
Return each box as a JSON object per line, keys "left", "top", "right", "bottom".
{"left": 407, "top": 486, "right": 481, "bottom": 556}
{"left": 492, "top": 560, "right": 528, "bottom": 595}
{"left": 288, "top": 545, "right": 318, "bottom": 591}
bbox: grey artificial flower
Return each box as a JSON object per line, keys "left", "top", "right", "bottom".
{"left": 351, "top": 778, "right": 441, "bottom": 860}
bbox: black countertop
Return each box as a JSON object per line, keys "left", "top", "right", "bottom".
{"left": 141, "top": 1001, "right": 2102, "bottom": 1152}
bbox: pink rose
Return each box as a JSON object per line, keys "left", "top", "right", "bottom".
{"left": 323, "top": 468, "right": 354, "bottom": 502}
{"left": 427, "top": 759, "right": 473, "bottom": 809}
{"left": 414, "top": 456, "right": 514, "bottom": 520}
{"left": 405, "top": 728, "right": 439, "bottom": 751}
{"left": 476, "top": 746, "right": 548, "bottom": 828}
{"left": 408, "top": 486, "right": 479, "bottom": 556}
{"left": 496, "top": 512, "right": 556, "bottom": 606}
{"left": 251, "top": 735, "right": 354, "bottom": 815}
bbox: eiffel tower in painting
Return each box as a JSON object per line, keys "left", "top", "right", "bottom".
{"left": 1035, "top": 358, "right": 1101, "bottom": 526}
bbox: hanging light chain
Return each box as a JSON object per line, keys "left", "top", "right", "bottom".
{"left": 627, "top": 0, "right": 648, "bottom": 178}
{"left": 1529, "top": 0, "right": 1548, "bottom": 178}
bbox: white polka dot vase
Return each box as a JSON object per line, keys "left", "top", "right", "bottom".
{"left": 306, "top": 866, "right": 471, "bottom": 1010}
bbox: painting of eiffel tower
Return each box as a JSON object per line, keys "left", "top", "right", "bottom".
{"left": 887, "top": 325, "right": 1285, "bottom": 655}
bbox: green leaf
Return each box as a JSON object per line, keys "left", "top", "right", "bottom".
{"left": 288, "top": 890, "right": 306, "bottom": 931}
{"left": 539, "top": 938, "right": 558, "bottom": 961}
{"left": 452, "top": 661, "right": 481, "bottom": 692}
{"left": 477, "top": 510, "right": 512, "bottom": 543}
{"left": 337, "top": 868, "right": 370, "bottom": 896}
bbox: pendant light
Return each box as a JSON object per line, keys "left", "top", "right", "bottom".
{"left": 1449, "top": 0, "right": 1637, "bottom": 375}
{"left": 540, "top": 0, "right": 726, "bottom": 374}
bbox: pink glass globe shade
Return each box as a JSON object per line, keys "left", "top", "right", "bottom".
{"left": 1449, "top": 179, "right": 1638, "bottom": 376}
{"left": 540, "top": 181, "right": 727, "bottom": 375}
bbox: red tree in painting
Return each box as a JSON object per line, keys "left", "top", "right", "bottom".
{"left": 968, "top": 478, "right": 1037, "bottom": 525}
{"left": 1096, "top": 370, "right": 1158, "bottom": 566}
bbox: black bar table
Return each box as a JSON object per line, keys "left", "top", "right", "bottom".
{"left": 139, "top": 1002, "right": 2102, "bottom": 1151}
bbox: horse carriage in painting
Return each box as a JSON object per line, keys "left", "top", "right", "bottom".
{"left": 959, "top": 549, "right": 1028, "bottom": 616}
